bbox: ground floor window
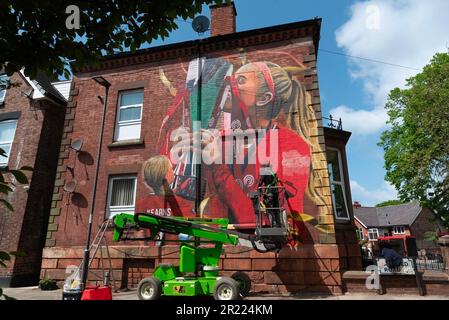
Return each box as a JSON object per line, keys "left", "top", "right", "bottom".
{"left": 356, "top": 227, "right": 365, "bottom": 240}
{"left": 107, "top": 175, "right": 137, "bottom": 218}
{"left": 0, "top": 119, "right": 18, "bottom": 166}
{"left": 326, "top": 148, "right": 350, "bottom": 220}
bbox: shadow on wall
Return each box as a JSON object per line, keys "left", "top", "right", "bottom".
{"left": 78, "top": 151, "right": 94, "bottom": 180}
{"left": 271, "top": 226, "right": 339, "bottom": 296}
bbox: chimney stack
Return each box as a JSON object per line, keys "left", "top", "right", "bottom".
{"left": 354, "top": 201, "right": 362, "bottom": 209}
{"left": 210, "top": 1, "right": 237, "bottom": 37}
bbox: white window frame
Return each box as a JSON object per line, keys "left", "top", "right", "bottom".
{"left": 327, "top": 148, "right": 350, "bottom": 221}
{"left": 0, "top": 119, "right": 18, "bottom": 166}
{"left": 393, "top": 226, "right": 406, "bottom": 235}
{"left": 114, "top": 89, "right": 143, "bottom": 141}
{"left": 368, "top": 228, "right": 379, "bottom": 241}
{"left": 107, "top": 175, "right": 137, "bottom": 218}
{"left": 357, "top": 227, "right": 365, "bottom": 240}
{"left": 0, "top": 74, "right": 8, "bottom": 104}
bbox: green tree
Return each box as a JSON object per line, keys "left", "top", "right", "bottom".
{"left": 375, "top": 200, "right": 405, "bottom": 208}
{"left": 0, "top": 0, "right": 226, "bottom": 79}
{"left": 379, "top": 52, "right": 449, "bottom": 225}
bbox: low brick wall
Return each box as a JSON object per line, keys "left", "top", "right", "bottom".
{"left": 41, "top": 244, "right": 345, "bottom": 295}
{"left": 342, "top": 270, "right": 449, "bottom": 296}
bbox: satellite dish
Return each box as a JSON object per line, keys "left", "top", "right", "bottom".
{"left": 70, "top": 139, "right": 83, "bottom": 152}
{"left": 192, "top": 15, "right": 210, "bottom": 34}
{"left": 63, "top": 180, "right": 77, "bottom": 193}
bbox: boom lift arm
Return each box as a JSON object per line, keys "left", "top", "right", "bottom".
{"left": 111, "top": 172, "right": 291, "bottom": 300}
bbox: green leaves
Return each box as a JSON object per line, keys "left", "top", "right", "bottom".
{"left": 9, "top": 170, "right": 29, "bottom": 184}
{"left": 375, "top": 200, "right": 405, "bottom": 208}
{"left": 0, "top": 148, "right": 32, "bottom": 211}
{"left": 0, "top": 0, "right": 224, "bottom": 78}
{"left": 0, "top": 199, "right": 13, "bottom": 211}
{"left": 379, "top": 53, "right": 449, "bottom": 226}
{"left": 0, "top": 251, "right": 11, "bottom": 263}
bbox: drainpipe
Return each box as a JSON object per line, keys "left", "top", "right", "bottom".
{"left": 81, "top": 76, "right": 111, "bottom": 289}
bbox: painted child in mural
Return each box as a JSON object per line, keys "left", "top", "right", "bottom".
{"left": 135, "top": 155, "right": 194, "bottom": 217}
{"left": 199, "top": 61, "right": 314, "bottom": 245}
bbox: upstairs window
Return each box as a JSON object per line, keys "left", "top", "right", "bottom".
{"left": 368, "top": 228, "right": 379, "bottom": 241}
{"left": 0, "top": 74, "right": 9, "bottom": 104}
{"left": 107, "top": 175, "right": 137, "bottom": 218}
{"left": 0, "top": 119, "right": 18, "bottom": 166}
{"left": 356, "top": 227, "right": 365, "bottom": 240}
{"left": 115, "top": 90, "right": 143, "bottom": 141}
{"left": 393, "top": 226, "right": 406, "bottom": 235}
{"left": 327, "top": 149, "right": 350, "bottom": 220}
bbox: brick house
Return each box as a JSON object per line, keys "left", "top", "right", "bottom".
{"left": 40, "top": 2, "right": 361, "bottom": 295}
{"left": 0, "top": 70, "right": 70, "bottom": 287}
{"left": 353, "top": 202, "right": 446, "bottom": 250}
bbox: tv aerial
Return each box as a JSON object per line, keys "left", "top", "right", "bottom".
{"left": 192, "top": 15, "right": 210, "bottom": 35}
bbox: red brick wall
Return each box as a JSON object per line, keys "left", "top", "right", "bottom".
{"left": 0, "top": 73, "right": 65, "bottom": 286}
{"left": 410, "top": 208, "right": 446, "bottom": 249}
{"left": 343, "top": 270, "right": 449, "bottom": 296}
{"left": 41, "top": 244, "right": 343, "bottom": 294}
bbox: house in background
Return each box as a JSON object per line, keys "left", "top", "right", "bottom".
{"left": 0, "top": 69, "right": 71, "bottom": 287}
{"left": 353, "top": 202, "right": 446, "bottom": 250}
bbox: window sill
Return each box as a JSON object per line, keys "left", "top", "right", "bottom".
{"left": 108, "top": 138, "right": 144, "bottom": 149}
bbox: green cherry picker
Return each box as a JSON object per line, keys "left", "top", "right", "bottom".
{"left": 112, "top": 172, "right": 290, "bottom": 300}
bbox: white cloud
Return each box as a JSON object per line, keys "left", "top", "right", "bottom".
{"left": 331, "top": 0, "right": 449, "bottom": 135}
{"left": 350, "top": 179, "right": 398, "bottom": 207}
{"left": 330, "top": 105, "right": 387, "bottom": 135}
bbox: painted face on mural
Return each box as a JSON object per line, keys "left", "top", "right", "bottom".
{"left": 229, "top": 63, "right": 276, "bottom": 128}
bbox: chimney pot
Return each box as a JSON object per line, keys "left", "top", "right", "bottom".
{"left": 210, "top": 1, "right": 237, "bottom": 37}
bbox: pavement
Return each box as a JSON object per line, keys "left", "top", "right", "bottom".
{"left": 2, "top": 286, "right": 449, "bottom": 300}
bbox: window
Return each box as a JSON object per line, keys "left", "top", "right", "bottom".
{"left": 0, "top": 120, "right": 18, "bottom": 166}
{"left": 107, "top": 176, "right": 137, "bottom": 218}
{"left": 356, "top": 227, "right": 365, "bottom": 240}
{"left": 0, "top": 74, "right": 8, "bottom": 104}
{"left": 115, "top": 90, "right": 143, "bottom": 141}
{"left": 368, "top": 228, "right": 379, "bottom": 241}
{"left": 393, "top": 226, "right": 406, "bottom": 235}
{"left": 327, "top": 149, "right": 350, "bottom": 220}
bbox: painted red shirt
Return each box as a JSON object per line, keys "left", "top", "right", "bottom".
{"left": 204, "top": 126, "right": 311, "bottom": 227}
{"left": 135, "top": 194, "right": 195, "bottom": 217}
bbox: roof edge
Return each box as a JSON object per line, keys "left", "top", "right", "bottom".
{"left": 75, "top": 17, "right": 322, "bottom": 74}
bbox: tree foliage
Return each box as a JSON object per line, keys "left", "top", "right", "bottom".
{"left": 0, "top": 0, "right": 226, "bottom": 79}
{"left": 379, "top": 53, "right": 449, "bottom": 224}
{"left": 375, "top": 200, "right": 405, "bottom": 208}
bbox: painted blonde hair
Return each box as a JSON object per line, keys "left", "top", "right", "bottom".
{"left": 253, "top": 62, "right": 327, "bottom": 207}
{"left": 143, "top": 155, "right": 172, "bottom": 196}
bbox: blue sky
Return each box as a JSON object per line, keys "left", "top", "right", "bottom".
{"left": 140, "top": 0, "right": 449, "bottom": 207}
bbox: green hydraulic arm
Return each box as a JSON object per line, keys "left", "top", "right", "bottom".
{"left": 112, "top": 212, "right": 241, "bottom": 245}
{"left": 113, "top": 212, "right": 246, "bottom": 279}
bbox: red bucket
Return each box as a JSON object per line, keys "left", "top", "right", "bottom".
{"left": 81, "top": 286, "right": 112, "bottom": 300}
